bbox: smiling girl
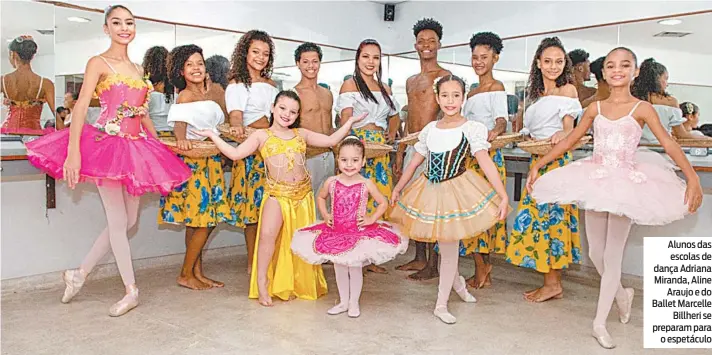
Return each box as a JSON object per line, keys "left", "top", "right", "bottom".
{"left": 198, "top": 90, "right": 366, "bottom": 306}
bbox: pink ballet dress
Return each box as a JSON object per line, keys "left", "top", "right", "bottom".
{"left": 25, "top": 65, "right": 191, "bottom": 196}
{"left": 291, "top": 178, "right": 408, "bottom": 267}
{"left": 532, "top": 101, "right": 688, "bottom": 225}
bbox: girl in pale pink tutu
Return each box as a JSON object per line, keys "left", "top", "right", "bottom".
{"left": 24, "top": 5, "right": 191, "bottom": 317}
{"left": 291, "top": 136, "right": 408, "bottom": 318}
{"left": 527, "top": 47, "right": 703, "bottom": 349}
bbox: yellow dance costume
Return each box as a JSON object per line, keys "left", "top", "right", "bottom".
{"left": 248, "top": 129, "right": 328, "bottom": 300}
{"left": 505, "top": 152, "right": 582, "bottom": 273}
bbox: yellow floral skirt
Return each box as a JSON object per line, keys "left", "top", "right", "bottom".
{"left": 248, "top": 178, "right": 328, "bottom": 301}
{"left": 158, "top": 155, "right": 231, "bottom": 227}
{"left": 228, "top": 154, "right": 265, "bottom": 227}
{"left": 461, "top": 149, "right": 508, "bottom": 255}
{"left": 351, "top": 128, "right": 392, "bottom": 217}
{"left": 505, "top": 152, "right": 582, "bottom": 273}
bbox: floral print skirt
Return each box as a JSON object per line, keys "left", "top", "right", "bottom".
{"left": 228, "top": 154, "right": 266, "bottom": 227}
{"left": 158, "top": 155, "right": 231, "bottom": 227}
{"left": 351, "top": 128, "right": 392, "bottom": 217}
{"left": 505, "top": 152, "right": 582, "bottom": 273}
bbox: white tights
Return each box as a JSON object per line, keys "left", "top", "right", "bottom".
{"left": 585, "top": 211, "right": 633, "bottom": 327}
{"left": 333, "top": 264, "right": 363, "bottom": 309}
{"left": 436, "top": 242, "right": 469, "bottom": 309}
{"left": 79, "top": 184, "right": 140, "bottom": 286}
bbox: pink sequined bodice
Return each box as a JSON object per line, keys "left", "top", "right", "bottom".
{"left": 331, "top": 180, "right": 367, "bottom": 231}
{"left": 93, "top": 74, "right": 150, "bottom": 138}
{"left": 590, "top": 102, "right": 643, "bottom": 169}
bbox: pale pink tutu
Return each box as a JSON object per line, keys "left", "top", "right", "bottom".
{"left": 532, "top": 150, "right": 688, "bottom": 225}
{"left": 26, "top": 125, "right": 191, "bottom": 196}
{"left": 291, "top": 221, "right": 408, "bottom": 267}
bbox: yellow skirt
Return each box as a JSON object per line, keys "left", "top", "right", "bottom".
{"left": 505, "top": 152, "right": 582, "bottom": 273}
{"left": 228, "top": 154, "right": 265, "bottom": 227}
{"left": 389, "top": 169, "right": 511, "bottom": 243}
{"left": 248, "top": 178, "right": 328, "bottom": 301}
{"left": 351, "top": 128, "right": 392, "bottom": 217}
{"left": 461, "top": 149, "right": 508, "bottom": 255}
{"left": 158, "top": 155, "right": 231, "bottom": 227}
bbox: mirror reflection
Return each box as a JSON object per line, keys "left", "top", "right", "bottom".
{"left": 1, "top": 1, "right": 55, "bottom": 141}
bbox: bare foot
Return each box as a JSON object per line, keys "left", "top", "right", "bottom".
{"left": 469, "top": 264, "right": 493, "bottom": 289}
{"left": 247, "top": 266, "right": 252, "bottom": 275}
{"left": 395, "top": 259, "right": 426, "bottom": 271}
{"left": 258, "top": 294, "right": 273, "bottom": 307}
{"left": 365, "top": 265, "right": 388, "bottom": 274}
{"left": 523, "top": 287, "right": 540, "bottom": 296}
{"left": 484, "top": 273, "right": 492, "bottom": 287}
{"left": 195, "top": 274, "right": 224, "bottom": 288}
{"left": 177, "top": 276, "right": 212, "bottom": 290}
{"left": 524, "top": 285, "right": 563, "bottom": 302}
{"left": 407, "top": 264, "right": 439, "bottom": 281}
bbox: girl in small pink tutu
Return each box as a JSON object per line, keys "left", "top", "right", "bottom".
{"left": 291, "top": 136, "right": 408, "bottom": 318}
{"left": 527, "top": 47, "right": 703, "bottom": 349}
{"left": 24, "top": 5, "right": 191, "bottom": 316}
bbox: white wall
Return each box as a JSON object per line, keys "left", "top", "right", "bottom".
{"left": 1, "top": 174, "right": 242, "bottom": 280}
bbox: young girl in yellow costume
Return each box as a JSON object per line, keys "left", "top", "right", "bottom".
{"left": 198, "top": 90, "right": 365, "bottom": 306}
{"left": 158, "top": 44, "right": 231, "bottom": 290}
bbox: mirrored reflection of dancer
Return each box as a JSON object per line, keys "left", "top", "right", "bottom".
{"left": 394, "top": 18, "right": 450, "bottom": 280}
{"left": 142, "top": 45, "right": 174, "bottom": 135}
{"left": 529, "top": 47, "right": 702, "bottom": 349}
{"left": 581, "top": 56, "right": 608, "bottom": 109}
{"left": 24, "top": 5, "right": 191, "bottom": 317}
{"left": 1, "top": 35, "right": 58, "bottom": 136}
{"left": 569, "top": 49, "right": 596, "bottom": 104}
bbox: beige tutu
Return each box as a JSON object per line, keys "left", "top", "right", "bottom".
{"left": 389, "top": 169, "right": 511, "bottom": 243}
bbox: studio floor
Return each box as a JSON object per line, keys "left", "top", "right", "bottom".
{"left": 1, "top": 249, "right": 706, "bottom": 355}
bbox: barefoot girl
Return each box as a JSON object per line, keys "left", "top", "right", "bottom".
{"left": 528, "top": 47, "right": 703, "bottom": 349}
{"left": 199, "top": 90, "right": 365, "bottom": 306}
{"left": 158, "top": 44, "right": 231, "bottom": 290}
{"left": 292, "top": 136, "right": 407, "bottom": 317}
{"left": 390, "top": 75, "right": 510, "bottom": 324}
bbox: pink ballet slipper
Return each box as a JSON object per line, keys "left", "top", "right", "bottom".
{"left": 61, "top": 269, "right": 87, "bottom": 304}
{"left": 109, "top": 284, "right": 139, "bottom": 317}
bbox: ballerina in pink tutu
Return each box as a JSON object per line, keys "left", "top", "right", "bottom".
{"left": 24, "top": 5, "right": 190, "bottom": 317}
{"left": 527, "top": 47, "right": 703, "bottom": 349}
{"left": 292, "top": 136, "right": 407, "bottom": 317}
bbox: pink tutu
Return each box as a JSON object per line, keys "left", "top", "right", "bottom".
{"left": 291, "top": 179, "right": 408, "bottom": 267}
{"left": 531, "top": 105, "right": 689, "bottom": 226}
{"left": 25, "top": 125, "right": 191, "bottom": 196}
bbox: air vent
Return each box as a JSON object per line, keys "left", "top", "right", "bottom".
{"left": 36, "top": 29, "right": 54, "bottom": 35}
{"left": 653, "top": 31, "right": 691, "bottom": 38}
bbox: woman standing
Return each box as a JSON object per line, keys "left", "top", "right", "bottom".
{"left": 225, "top": 30, "right": 279, "bottom": 274}
{"left": 24, "top": 5, "right": 190, "bottom": 316}
{"left": 336, "top": 39, "right": 400, "bottom": 274}
{"left": 507, "top": 37, "right": 583, "bottom": 303}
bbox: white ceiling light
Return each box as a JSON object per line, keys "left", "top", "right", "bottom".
{"left": 67, "top": 16, "right": 91, "bottom": 23}
{"left": 658, "top": 19, "right": 682, "bottom": 26}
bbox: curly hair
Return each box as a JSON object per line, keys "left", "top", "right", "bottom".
{"left": 589, "top": 56, "right": 605, "bottom": 82}
{"left": 103, "top": 5, "right": 133, "bottom": 25}
{"left": 680, "top": 102, "right": 699, "bottom": 117}
{"left": 352, "top": 39, "right": 395, "bottom": 110}
{"left": 228, "top": 30, "right": 274, "bottom": 88}
{"left": 8, "top": 36, "right": 38, "bottom": 62}
{"left": 632, "top": 58, "right": 669, "bottom": 101}
{"left": 167, "top": 44, "right": 204, "bottom": 92}
{"left": 205, "top": 55, "right": 230, "bottom": 89}
{"left": 142, "top": 46, "right": 173, "bottom": 103}
{"left": 469, "top": 32, "right": 503, "bottom": 54}
{"left": 270, "top": 90, "right": 301, "bottom": 129}
{"left": 337, "top": 135, "right": 365, "bottom": 159}
{"left": 526, "top": 37, "right": 573, "bottom": 102}
{"left": 568, "top": 49, "right": 589, "bottom": 66}
{"left": 435, "top": 75, "right": 466, "bottom": 95}
{"left": 294, "top": 42, "right": 323, "bottom": 63}
{"left": 413, "top": 18, "right": 443, "bottom": 40}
